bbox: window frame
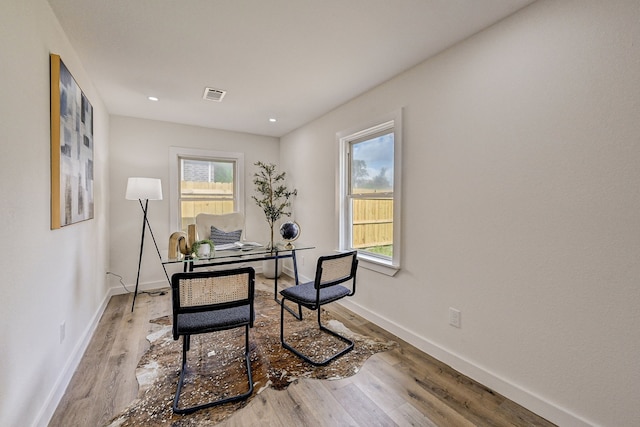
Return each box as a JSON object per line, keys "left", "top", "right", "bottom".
{"left": 169, "top": 147, "right": 245, "bottom": 233}
{"left": 337, "top": 109, "right": 402, "bottom": 276}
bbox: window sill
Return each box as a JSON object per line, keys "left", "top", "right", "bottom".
{"left": 356, "top": 253, "right": 400, "bottom": 277}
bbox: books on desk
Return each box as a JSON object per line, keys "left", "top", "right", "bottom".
{"left": 235, "top": 241, "right": 263, "bottom": 250}
{"left": 215, "top": 241, "right": 263, "bottom": 251}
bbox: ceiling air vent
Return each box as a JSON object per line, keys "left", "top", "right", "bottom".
{"left": 203, "top": 87, "right": 226, "bottom": 102}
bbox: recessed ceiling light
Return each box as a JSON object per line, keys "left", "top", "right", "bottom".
{"left": 148, "top": 96, "right": 159, "bottom": 101}
{"left": 269, "top": 118, "right": 277, "bottom": 122}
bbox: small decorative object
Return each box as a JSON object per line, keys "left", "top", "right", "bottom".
{"left": 280, "top": 221, "right": 300, "bottom": 249}
{"left": 168, "top": 231, "right": 191, "bottom": 259}
{"left": 191, "top": 239, "right": 214, "bottom": 258}
{"left": 252, "top": 161, "right": 297, "bottom": 250}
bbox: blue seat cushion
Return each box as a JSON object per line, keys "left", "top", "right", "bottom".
{"left": 280, "top": 281, "right": 350, "bottom": 306}
{"left": 176, "top": 305, "right": 250, "bottom": 335}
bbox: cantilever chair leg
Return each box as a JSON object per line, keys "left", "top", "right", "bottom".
{"left": 279, "top": 251, "right": 358, "bottom": 366}
{"left": 173, "top": 325, "right": 254, "bottom": 415}
{"left": 280, "top": 300, "right": 354, "bottom": 366}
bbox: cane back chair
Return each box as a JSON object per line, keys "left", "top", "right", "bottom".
{"left": 171, "top": 267, "right": 255, "bottom": 414}
{"left": 279, "top": 251, "right": 358, "bottom": 366}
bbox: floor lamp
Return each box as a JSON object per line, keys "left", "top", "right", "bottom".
{"left": 126, "top": 177, "right": 164, "bottom": 311}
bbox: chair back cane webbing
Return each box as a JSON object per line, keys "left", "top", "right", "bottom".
{"left": 178, "top": 272, "right": 251, "bottom": 308}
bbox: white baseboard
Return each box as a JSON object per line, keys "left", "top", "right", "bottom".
{"left": 36, "top": 275, "right": 172, "bottom": 427}
{"left": 336, "top": 298, "right": 594, "bottom": 427}
{"left": 34, "top": 289, "right": 112, "bottom": 427}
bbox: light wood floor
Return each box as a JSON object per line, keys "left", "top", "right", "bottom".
{"left": 50, "top": 276, "right": 555, "bottom": 427}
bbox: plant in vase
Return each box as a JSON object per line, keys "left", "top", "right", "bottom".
{"left": 252, "top": 161, "right": 297, "bottom": 251}
{"left": 191, "top": 239, "right": 214, "bottom": 258}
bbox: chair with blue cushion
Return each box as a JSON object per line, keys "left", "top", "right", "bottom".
{"left": 279, "top": 251, "right": 358, "bottom": 366}
{"left": 171, "top": 267, "right": 255, "bottom": 414}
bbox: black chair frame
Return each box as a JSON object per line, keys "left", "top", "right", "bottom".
{"left": 171, "top": 267, "right": 255, "bottom": 414}
{"left": 280, "top": 251, "right": 358, "bottom": 366}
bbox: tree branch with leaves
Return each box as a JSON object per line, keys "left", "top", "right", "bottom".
{"left": 252, "top": 161, "right": 297, "bottom": 249}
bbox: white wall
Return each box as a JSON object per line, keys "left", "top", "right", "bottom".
{"left": 0, "top": 1, "right": 110, "bottom": 426}
{"left": 108, "top": 116, "right": 279, "bottom": 291}
{"left": 280, "top": 1, "right": 640, "bottom": 426}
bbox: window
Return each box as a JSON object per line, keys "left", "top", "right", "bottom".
{"left": 338, "top": 110, "right": 402, "bottom": 275}
{"left": 169, "top": 147, "right": 244, "bottom": 232}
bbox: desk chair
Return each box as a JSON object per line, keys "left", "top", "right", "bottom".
{"left": 171, "top": 267, "right": 255, "bottom": 414}
{"left": 279, "top": 251, "right": 358, "bottom": 366}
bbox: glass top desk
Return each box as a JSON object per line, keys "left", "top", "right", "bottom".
{"left": 162, "top": 244, "right": 314, "bottom": 314}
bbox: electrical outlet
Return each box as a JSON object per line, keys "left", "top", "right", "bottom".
{"left": 449, "top": 307, "right": 461, "bottom": 328}
{"left": 60, "top": 321, "right": 66, "bottom": 343}
{"left": 300, "top": 256, "right": 305, "bottom": 266}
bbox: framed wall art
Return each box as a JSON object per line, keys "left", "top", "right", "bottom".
{"left": 50, "top": 53, "right": 94, "bottom": 229}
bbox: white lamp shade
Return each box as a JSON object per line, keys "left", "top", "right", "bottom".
{"left": 125, "top": 177, "right": 163, "bottom": 200}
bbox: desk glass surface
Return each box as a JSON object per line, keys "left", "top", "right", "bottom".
{"left": 162, "top": 245, "right": 313, "bottom": 267}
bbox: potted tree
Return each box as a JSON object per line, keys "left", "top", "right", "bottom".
{"left": 252, "top": 161, "right": 297, "bottom": 278}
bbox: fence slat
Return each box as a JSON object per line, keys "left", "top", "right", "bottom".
{"left": 352, "top": 199, "right": 393, "bottom": 247}
{"left": 180, "top": 181, "right": 235, "bottom": 231}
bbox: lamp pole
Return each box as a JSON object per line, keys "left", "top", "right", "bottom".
{"left": 131, "top": 198, "right": 149, "bottom": 311}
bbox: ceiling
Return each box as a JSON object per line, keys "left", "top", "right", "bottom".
{"left": 47, "top": 0, "right": 535, "bottom": 137}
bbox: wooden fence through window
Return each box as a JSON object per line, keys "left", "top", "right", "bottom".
{"left": 179, "top": 182, "right": 393, "bottom": 248}
{"left": 352, "top": 199, "right": 393, "bottom": 248}
{"left": 180, "top": 181, "right": 234, "bottom": 231}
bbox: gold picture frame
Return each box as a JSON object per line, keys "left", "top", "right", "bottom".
{"left": 50, "top": 53, "right": 94, "bottom": 229}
